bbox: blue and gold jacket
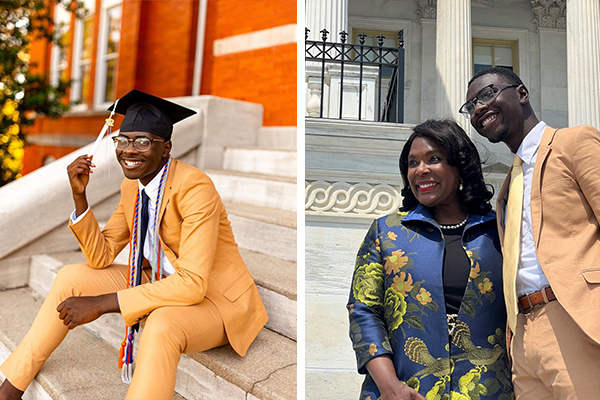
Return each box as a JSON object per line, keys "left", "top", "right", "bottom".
{"left": 348, "top": 205, "right": 513, "bottom": 400}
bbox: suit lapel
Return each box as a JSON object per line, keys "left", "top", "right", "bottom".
{"left": 531, "top": 126, "right": 558, "bottom": 249}
{"left": 122, "top": 179, "right": 138, "bottom": 225}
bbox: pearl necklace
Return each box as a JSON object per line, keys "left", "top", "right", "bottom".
{"left": 438, "top": 215, "right": 469, "bottom": 230}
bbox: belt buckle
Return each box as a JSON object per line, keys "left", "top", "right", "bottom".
{"left": 519, "top": 292, "right": 538, "bottom": 314}
{"left": 524, "top": 293, "right": 534, "bottom": 313}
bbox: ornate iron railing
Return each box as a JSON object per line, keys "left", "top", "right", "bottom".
{"left": 305, "top": 28, "right": 405, "bottom": 123}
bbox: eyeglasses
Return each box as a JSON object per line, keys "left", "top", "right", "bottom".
{"left": 459, "top": 83, "right": 520, "bottom": 118}
{"left": 112, "top": 136, "right": 166, "bottom": 152}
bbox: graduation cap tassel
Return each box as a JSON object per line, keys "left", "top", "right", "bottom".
{"left": 104, "top": 116, "right": 113, "bottom": 178}
{"left": 88, "top": 98, "right": 119, "bottom": 160}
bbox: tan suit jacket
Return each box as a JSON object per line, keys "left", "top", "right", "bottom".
{"left": 497, "top": 125, "right": 600, "bottom": 345}
{"left": 69, "top": 159, "right": 268, "bottom": 356}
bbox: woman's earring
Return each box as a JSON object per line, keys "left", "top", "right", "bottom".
{"left": 459, "top": 180, "right": 463, "bottom": 191}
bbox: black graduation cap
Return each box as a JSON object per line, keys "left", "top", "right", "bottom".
{"left": 108, "top": 89, "right": 197, "bottom": 140}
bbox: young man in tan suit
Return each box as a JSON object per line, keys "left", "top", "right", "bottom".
{"left": 0, "top": 90, "right": 268, "bottom": 400}
{"left": 462, "top": 67, "right": 600, "bottom": 399}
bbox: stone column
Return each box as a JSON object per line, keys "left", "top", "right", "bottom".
{"left": 566, "top": 0, "right": 600, "bottom": 129}
{"left": 435, "top": 0, "right": 472, "bottom": 132}
{"left": 420, "top": 19, "right": 437, "bottom": 122}
{"left": 417, "top": 1, "right": 438, "bottom": 122}
{"left": 306, "top": 0, "right": 348, "bottom": 41}
{"left": 532, "top": 0, "right": 568, "bottom": 129}
{"left": 305, "top": 0, "right": 349, "bottom": 117}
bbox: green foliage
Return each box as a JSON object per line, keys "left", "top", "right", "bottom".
{"left": 0, "top": 0, "right": 85, "bottom": 186}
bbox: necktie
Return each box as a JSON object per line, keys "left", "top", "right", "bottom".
{"left": 503, "top": 155, "right": 523, "bottom": 333}
{"left": 132, "top": 189, "right": 149, "bottom": 332}
{"left": 136, "top": 189, "right": 150, "bottom": 286}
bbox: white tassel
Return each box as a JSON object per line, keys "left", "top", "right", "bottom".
{"left": 121, "top": 362, "right": 134, "bottom": 384}
{"left": 89, "top": 99, "right": 119, "bottom": 160}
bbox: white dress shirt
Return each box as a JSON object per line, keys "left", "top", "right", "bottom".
{"left": 514, "top": 121, "right": 550, "bottom": 296}
{"left": 71, "top": 163, "right": 175, "bottom": 276}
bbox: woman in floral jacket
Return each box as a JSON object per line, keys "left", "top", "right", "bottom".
{"left": 348, "top": 119, "right": 513, "bottom": 400}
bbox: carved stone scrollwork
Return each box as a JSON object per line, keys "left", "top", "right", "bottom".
{"left": 305, "top": 180, "right": 401, "bottom": 216}
{"left": 531, "top": 0, "right": 566, "bottom": 30}
{"left": 416, "top": 0, "right": 437, "bottom": 20}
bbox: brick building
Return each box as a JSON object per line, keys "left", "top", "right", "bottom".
{"left": 23, "top": 0, "right": 297, "bottom": 174}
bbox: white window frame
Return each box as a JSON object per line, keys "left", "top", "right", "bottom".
{"left": 94, "top": 0, "right": 122, "bottom": 110}
{"left": 49, "top": 5, "right": 72, "bottom": 88}
{"left": 70, "top": 0, "right": 96, "bottom": 111}
{"left": 471, "top": 26, "right": 530, "bottom": 87}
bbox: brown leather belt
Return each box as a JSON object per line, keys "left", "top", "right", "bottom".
{"left": 518, "top": 287, "right": 556, "bottom": 313}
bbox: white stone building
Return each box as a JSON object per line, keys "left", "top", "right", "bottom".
{"left": 305, "top": 0, "right": 600, "bottom": 398}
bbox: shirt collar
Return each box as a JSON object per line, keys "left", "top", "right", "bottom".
{"left": 516, "top": 121, "right": 547, "bottom": 165}
{"left": 137, "top": 163, "right": 168, "bottom": 202}
{"left": 402, "top": 204, "right": 495, "bottom": 231}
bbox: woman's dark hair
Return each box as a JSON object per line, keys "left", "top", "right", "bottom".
{"left": 399, "top": 119, "right": 493, "bottom": 215}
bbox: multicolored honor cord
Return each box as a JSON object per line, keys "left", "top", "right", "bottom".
{"left": 118, "top": 156, "right": 172, "bottom": 384}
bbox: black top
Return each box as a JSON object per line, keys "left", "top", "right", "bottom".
{"left": 441, "top": 226, "right": 471, "bottom": 314}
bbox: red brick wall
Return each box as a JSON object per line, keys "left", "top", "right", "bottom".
{"left": 22, "top": 144, "right": 77, "bottom": 175}
{"left": 22, "top": 0, "right": 297, "bottom": 173}
{"left": 115, "top": 0, "right": 142, "bottom": 97}
{"left": 201, "top": 0, "right": 297, "bottom": 126}
{"left": 133, "top": 0, "right": 198, "bottom": 97}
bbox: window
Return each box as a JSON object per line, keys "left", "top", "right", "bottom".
{"left": 472, "top": 38, "right": 518, "bottom": 75}
{"left": 49, "top": 5, "right": 72, "bottom": 87}
{"left": 71, "top": 0, "right": 95, "bottom": 109}
{"left": 94, "top": 0, "right": 122, "bottom": 108}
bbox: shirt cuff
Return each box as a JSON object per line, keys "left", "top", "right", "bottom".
{"left": 70, "top": 207, "right": 90, "bottom": 224}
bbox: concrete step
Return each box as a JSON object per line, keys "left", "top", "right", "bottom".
{"left": 223, "top": 147, "right": 296, "bottom": 178}
{"left": 225, "top": 202, "right": 296, "bottom": 263}
{"left": 257, "top": 127, "right": 296, "bottom": 151}
{"left": 31, "top": 247, "right": 296, "bottom": 341}
{"left": 0, "top": 288, "right": 146, "bottom": 400}
{"left": 187, "top": 328, "right": 296, "bottom": 400}
{"left": 205, "top": 170, "right": 296, "bottom": 213}
{"left": 0, "top": 287, "right": 296, "bottom": 400}
{"left": 239, "top": 248, "right": 296, "bottom": 340}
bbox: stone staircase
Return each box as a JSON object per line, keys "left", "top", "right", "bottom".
{"left": 0, "top": 97, "right": 297, "bottom": 399}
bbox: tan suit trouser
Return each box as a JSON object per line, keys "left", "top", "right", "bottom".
{"left": 0, "top": 263, "right": 228, "bottom": 400}
{"left": 512, "top": 300, "right": 600, "bottom": 400}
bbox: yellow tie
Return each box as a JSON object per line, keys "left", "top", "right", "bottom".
{"left": 503, "top": 155, "right": 523, "bottom": 333}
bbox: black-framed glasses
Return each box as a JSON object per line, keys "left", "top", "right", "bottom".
{"left": 112, "top": 135, "right": 166, "bottom": 152}
{"left": 459, "top": 84, "right": 520, "bottom": 118}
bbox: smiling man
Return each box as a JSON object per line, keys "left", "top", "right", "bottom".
{"left": 0, "top": 90, "right": 268, "bottom": 400}
{"left": 463, "top": 67, "right": 600, "bottom": 399}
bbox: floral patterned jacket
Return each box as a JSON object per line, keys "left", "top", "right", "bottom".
{"left": 347, "top": 205, "right": 513, "bottom": 400}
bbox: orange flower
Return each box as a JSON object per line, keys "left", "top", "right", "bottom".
{"left": 478, "top": 278, "right": 493, "bottom": 294}
{"left": 387, "top": 231, "right": 398, "bottom": 241}
{"left": 384, "top": 250, "right": 409, "bottom": 275}
{"left": 416, "top": 288, "right": 432, "bottom": 305}
{"left": 369, "top": 343, "right": 378, "bottom": 356}
{"left": 469, "top": 262, "right": 480, "bottom": 279}
{"left": 347, "top": 304, "right": 354, "bottom": 314}
{"left": 375, "top": 238, "right": 381, "bottom": 252}
{"left": 392, "top": 272, "right": 414, "bottom": 297}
